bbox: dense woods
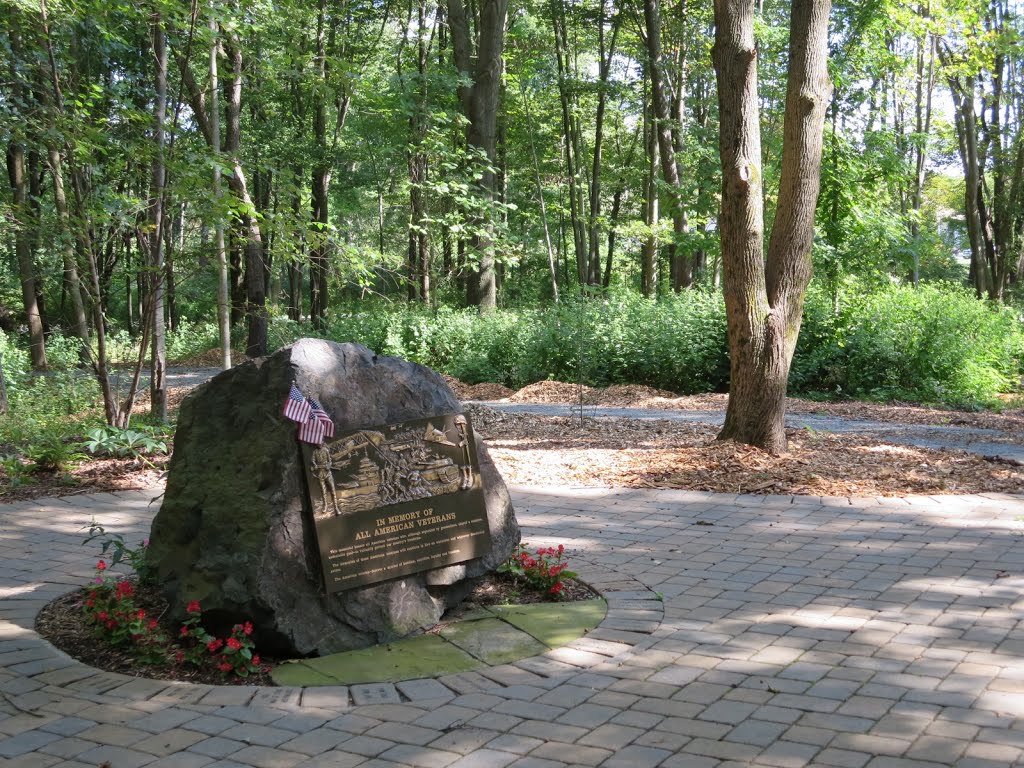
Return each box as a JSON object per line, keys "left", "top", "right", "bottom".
{"left": 1, "top": 0, "right": 1023, "bottom": 449}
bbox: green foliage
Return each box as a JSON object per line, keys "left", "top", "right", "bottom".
{"left": 794, "top": 282, "right": 1024, "bottom": 405}
{"left": 25, "top": 429, "right": 86, "bottom": 473}
{"left": 82, "top": 520, "right": 155, "bottom": 586}
{"left": 318, "top": 289, "right": 729, "bottom": 394}
{"left": 83, "top": 426, "right": 168, "bottom": 460}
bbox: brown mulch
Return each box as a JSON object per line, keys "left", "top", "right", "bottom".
{"left": 465, "top": 405, "right": 1024, "bottom": 497}
{"left": 4, "top": 376, "right": 1023, "bottom": 505}
{"left": 37, "top": 571, "right": 595, "bottom": 683}
{"left": 36, "top": 583, "right": 276, "bottom": 686}
{"left": 501, "top": 381, "right": 1024, "bottom": 437}
{"left": 442, "top": 375, "right": 515, "bottom": 402}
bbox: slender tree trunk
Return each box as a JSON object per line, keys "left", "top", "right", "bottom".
{"left": 586, "top": 5, "right": 621, "bottom": 286}
{"left": 210, "top": 1, "right": 231, "bottom": 369}
{"left": 519, "top": 80, "right": 558, "bottom": 302}
{"left": 644, "top": 0, "right": 691, "bottom": 290}
{"left": 713, "top": 0, "right": 832, "bottom": 454}
{"left": 6, "top": 144, "right": 47, "bottom": 369}
{"left": 551, "top": 5, "right": 587, "bottom": 284}
{"left": 641, "top": 86, "right": 660, "bottom": 297}
{"left": 48, "top": 146, "right": 91, "bottom": 346}
{"left": 310, "top": 0, "right": 331, "bottom": 327}
{"left": 149, "top": 14, "right": 168, "bottom": 422}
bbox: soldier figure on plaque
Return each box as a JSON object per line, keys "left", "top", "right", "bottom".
{"left": 311, "top": 444, "right": 341, "bottom": 516}
{"left": 454, "top": 415, "right": 474, "bottom": 491}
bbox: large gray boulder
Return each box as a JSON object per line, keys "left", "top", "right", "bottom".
{"left": 147, "top": 339, "right": 520, "bottom": 656}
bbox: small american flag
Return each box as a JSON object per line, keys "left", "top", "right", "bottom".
{"left": 283, "top": 384, "right": 312, "bottom": 423}
{"left": 298, "top": 412, "right": 327, "bottom": 444}
{"left": 309, "top": 398, "right": 335, "bottom": 439}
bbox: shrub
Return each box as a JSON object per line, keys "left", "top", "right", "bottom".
{"left": 498, "top": 543, "right": 577, "bottom": 599}
{"left": 835, "top": 283, "right": 1023, "bottom": 405}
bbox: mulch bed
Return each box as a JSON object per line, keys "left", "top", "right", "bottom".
{"left": 37, "top": 572, "right": 596, "bottom": 686}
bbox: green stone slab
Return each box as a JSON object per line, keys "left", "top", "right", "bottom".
{"left": 279, "top": 634, "right": 482, "bottom": 685}
{"left": 271, "top": 660, "right": 345, "bottom": 687}
{"left": 488, "top": 599, "right": 607, "bottom": 648}
{"left": 439, "top": 617, "right": 548, "bottom": 665}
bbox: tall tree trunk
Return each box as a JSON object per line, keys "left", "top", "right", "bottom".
{"left": 6, "top": 144, "right": 47, "bottom": 369}
{"left": 48, "top": 146, "right": 91, "bottom": 346}
{"left": 641, "top": 85, "right": 659, "bottom": 297}
{"left": 551, "top": 3, "right": 588, "bottom": 284}
{"left": 713, "top": 0, "right": 832, "bottom": 454}
{"left": 448, "top": 0, "right": 508, "bottom": 311}
{"left": 222, "top": 31, "right": 267, "bottom": 356}
{"left": 644, "top": 0, "right": 690, "bottom": 291}
{"left": 310, "top": 0, "right": 331, "bottom": 328}
{"left": 210, "top": 1, "right": 231, "bottom": 369}
{"left": 149, "top": 13, "right": 168, "bottom": 422}
{"left": 586, "top": 4, "right": 621, "bottom": 286}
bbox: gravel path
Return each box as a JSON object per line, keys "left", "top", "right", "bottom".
{"left": 469, "top": 402, "right": 1024, "bottom": 465}
{"left": 154, "top": 367, "right": 1024, "bottom": 464}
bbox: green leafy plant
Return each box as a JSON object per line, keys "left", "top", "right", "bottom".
{"left": 82, "top": 520, "right": 155, "bottom": 586}
{"left": 176, "top": 601, "right": 262, "bottom": 678}
{"left": 82, "top": 561, "right": 168, "bottom": 664}
{"left": 498, "top": 543, "right": 577, "bottom": 599}
{"left": 0, "top": 455, "right": 34, "bottom": 489}
{"left": 26, "top": 431, "right": 86, "bottom": 473}
{"left": 83, "top": 426, "right": 168, "bottom": 460}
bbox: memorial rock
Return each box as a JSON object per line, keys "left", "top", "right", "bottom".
{"left": 146, "top": 339, "right": 520, "bottom": 656}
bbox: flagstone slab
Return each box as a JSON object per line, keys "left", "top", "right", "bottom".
{"left": 488, "top": 600, "right": 607, "bottom": 648}
{"left": 272, "top": 635, "right": 482, "bottom": 686}
{"left": 440, "top": 618, "right": 549, "bottom": 665}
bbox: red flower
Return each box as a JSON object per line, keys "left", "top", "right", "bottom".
{"left": 98, "top": 611, "right": 108, "bottom": 621}
{"left": 242, "top": 621, "right": 253, "bottom": 636}
{"left": 105, "top": 619, "right": 116, "bottom": 630}
{"left": 180, "top": 625, "right": 189, "bottom": 637}
{"left": 549, "top": 582, "right": 564, "bottom": 595}
{"left": 207, "top": 638, "right": 224, "bottom": 652}
{"left": 227, "top": 637, "right": 242, "bottom": 650}
{"left": 175, "top": 651, "right": 184, "bottom": 664}
{"left": 219, "top": 661, "right": 233, "bottom": 672}
{"left": 136, "top": 609, "right": 146, "bottom": 620}
{"left": 186, "top": 601, "right": 201, "bottom": 614}
{"left": 96, "top": 560, "right": 107, "bottom": 571}
{"left": 252, "top": 655, "right": 260, "bottom": 665}
{"left": 148, "top": 619, "right": 159, "bottom": 630}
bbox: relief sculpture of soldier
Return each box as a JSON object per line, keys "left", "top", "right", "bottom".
{"left": 455, "top": 414, "right": 474, "bottom": 490}
{"left": 311, "top": 444, "right": 341, "bottom": 516}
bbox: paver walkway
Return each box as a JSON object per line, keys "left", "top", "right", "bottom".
{"left": 2, "top": 487, "right": 1023, "bottom": 768}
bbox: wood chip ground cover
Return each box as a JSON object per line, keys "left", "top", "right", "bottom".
{"left": 3, "top": 376, "right": 1022, "bottom": 502}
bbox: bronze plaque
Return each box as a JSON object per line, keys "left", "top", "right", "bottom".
{"left": 302, "top": 413, "right": 492, "bottom": 593}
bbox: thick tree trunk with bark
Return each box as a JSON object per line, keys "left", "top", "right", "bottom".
{"left": 713, "top": 0, "right": 832, "bottom": 454}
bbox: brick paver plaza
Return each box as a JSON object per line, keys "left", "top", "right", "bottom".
{"left": 1, "top": 486, "right": 1023, "bottom": 767}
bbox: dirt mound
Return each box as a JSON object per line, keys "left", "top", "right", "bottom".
{"left": 508, "top": 380, "right": 595, "bottom": 404}
{"left": 591, "top": 384, "right": 680, "bottom": 407}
